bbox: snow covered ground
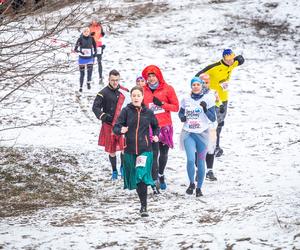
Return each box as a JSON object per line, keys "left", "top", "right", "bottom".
{"left": 0, "top": 0, "right": 300, "bottom": 249}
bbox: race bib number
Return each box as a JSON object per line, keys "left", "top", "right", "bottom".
{"left": 136, "top": 155, "right": 147, "bottom": 168}
{"left": 149, "top": 102, "right": 165, "bottom": 114}
{"left": 96, "top": 47, "right": 103, "bottom": 55}
{"left": 81, "top": 48, "right": 92, "bottom": 57}
{"left": 220, "top": 82, "right": 229, "bottom": 91}
{"left": 187, "top": 120, "right": 202, "bottom": 130}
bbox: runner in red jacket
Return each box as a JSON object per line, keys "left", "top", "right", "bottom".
{"left": 142, "top": 65, "right": 179, "bottom": 192}
{"left": 89, "top": 20, "right": 105, "bottom": 84}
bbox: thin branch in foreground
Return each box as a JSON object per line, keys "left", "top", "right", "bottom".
{"left": 0, "top": 102, "right": 55, "bottom": 132}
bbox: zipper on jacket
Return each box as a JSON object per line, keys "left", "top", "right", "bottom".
{"left": 135, "top": 108, "right": 141, "bottom": 155}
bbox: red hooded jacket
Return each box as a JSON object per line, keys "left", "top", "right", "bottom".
{"left": 142, "top": 65, "right": 179, "bottom": 127}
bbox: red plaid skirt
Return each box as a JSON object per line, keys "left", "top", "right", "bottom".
{"left": 98, "top": 123, "right": 125, "bottom": 153}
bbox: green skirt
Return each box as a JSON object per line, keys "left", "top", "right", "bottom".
{"left": 123, "top": 151, "right": 154, "bottom": 190}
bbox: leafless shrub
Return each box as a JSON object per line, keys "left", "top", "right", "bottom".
{"left": 0, "top": 2, "right": 100, "bottom": 134}
{"left": 0, "top": 0, "right": 92, "bottom": 15}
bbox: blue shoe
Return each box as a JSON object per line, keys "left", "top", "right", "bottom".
{"left": 112, "top": 170, "right": 118, "bottom": 180}
{"left": 120, "top": 166, "right": 124, "bottom": 178}
{"left": 159, "top": 175, "right": 167, "bottom": 190}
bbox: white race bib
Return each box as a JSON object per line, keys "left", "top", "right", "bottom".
{"left": 149, "top": 102, "right": 165, "bottom": 114}
{"left": 136, "top": 155, "right": 147, "bottom": 168}
{"left": 182, "top": 96, "right": 209, "bottom": 134}
{"left": 96, "top": 47, "right": 103, "bottom": 55}
{"left": 81, "top": 48, "right": 92, "bottom": 57}
{"left": 220, "top": 82, "right": 229, "bottom": 91}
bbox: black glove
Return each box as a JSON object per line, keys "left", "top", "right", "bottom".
{"left": 102, "top": 44, "right": 106, "bottom": 50}
{"left": 75, "top": 48, "right": 83, "bottom": 55}
{"left": 180, "top": 116, "right": 186, "bottom": 122}
{"left": 153, "top": 96, "right": 163, "bottom": 106}
{"left": 200, "top": 101, "right": 207, "bottom": 113}
{"left": 90, "top": 32, "right": 95, "bottom": 36}
{"left": 234, "top": 55, "right": 245, "bottom": 65}
{"left": 219, "top": 104, "right": 225, "bottom": 114}
{"left": 101, "top": 113, "right": 113, "bottom": 123}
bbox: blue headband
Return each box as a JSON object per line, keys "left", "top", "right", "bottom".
{"left": 190, "top": 77, "right": 205, "bottom": 87}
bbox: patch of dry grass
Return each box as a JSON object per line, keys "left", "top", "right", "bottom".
{"left": 106, "top": 2, "right": 169, "bottom": 22}
{"left": 224, "top": 14, "right": 291, "bottom": 39}
{"left": 0, "top": 146, "right": 93, "bottom": 217}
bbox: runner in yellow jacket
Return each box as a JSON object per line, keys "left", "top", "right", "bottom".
{"left": 195, "top": 49, "right": 244, "bottom": 157}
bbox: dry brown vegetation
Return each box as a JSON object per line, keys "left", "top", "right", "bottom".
{"left": 0, "top": 146, "right": 93, "bottom": 217}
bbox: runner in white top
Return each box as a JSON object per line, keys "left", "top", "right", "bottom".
{"left": 178, "top": 77, "right": 216, "bottom": 197}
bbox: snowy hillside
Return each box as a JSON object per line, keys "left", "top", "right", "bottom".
{"left": 0, "top": 0, "right": 300, "bottom": 249}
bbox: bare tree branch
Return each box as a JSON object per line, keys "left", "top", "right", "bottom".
{"left": 0, "top": 1, "right": 109, "bottom": 136}
{"left": 0, "top": 68, "right": 49, "bottom": 103}
{"left": 0, "top": 99, "right": 55, "bottom": 132}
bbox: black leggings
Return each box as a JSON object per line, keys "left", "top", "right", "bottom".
{"left": 96, "top": 54, "right": 103, "bottom": 79}
{"left": 136, "top": 182, "right": 147, "bottom": 207}
{"left": 195, "top": 152, "right": 214, "bottom": 170}
{"left": 152, "top": 142, "right": 169, "bottom": 181}
{"left": 79, "top": 64, "right": 93, "bottom": 87}
{"left": 216, "top": 121, "right": 224, "bottom": 148}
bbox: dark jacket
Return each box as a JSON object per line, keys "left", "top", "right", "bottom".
{"left": 113, "top": 103, "right": 160, "bottom": 155}
{"left": 92, "top": 85, "right": 128, "bottom": 124}
{"left": 74, "top": 34, "right": 97, "bottom": 58}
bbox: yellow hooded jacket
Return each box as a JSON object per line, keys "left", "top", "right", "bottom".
{"left": 196, "top": 56, "right": 244, "bottom": 102}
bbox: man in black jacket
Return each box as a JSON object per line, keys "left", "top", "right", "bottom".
{"left": 92, "top": 69, "right": 129, "bottom": 180}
